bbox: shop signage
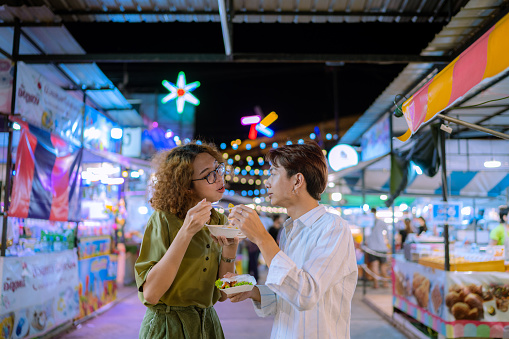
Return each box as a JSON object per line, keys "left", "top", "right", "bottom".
{"left": 15, "top": 62, "right": 84, "bottom": 146}
{"left": 77, "top": 255, "right": 117, "bottom": 318}
{"left": 432, "top": 202, "right": 462, "bottom": 224}
{"left": 361, "top": 114, "right": 390, "bottom": 161}
{"left": 0, "top": 249, "right": 80, "bottom": 338}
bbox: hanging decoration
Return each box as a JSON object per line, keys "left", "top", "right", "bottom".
{"left": 161, "top": 71, "right": 200, "bottom": 113}
{"left": 241, "top": 111, "right": 278, "bottom": 140}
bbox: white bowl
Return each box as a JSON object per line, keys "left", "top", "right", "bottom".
{"left": 220, "top": 284, "right": 254, "bottom": 295}
{"left": 206, "top": 224, "right": 246, "bottom": 239}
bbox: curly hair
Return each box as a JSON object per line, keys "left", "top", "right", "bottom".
{"left": 149, "top": 141, "right": 223, "bottom": 219}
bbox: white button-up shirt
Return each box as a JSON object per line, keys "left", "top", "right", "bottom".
{"left": 253, "top": 205, "right": 358, "bottom": 339}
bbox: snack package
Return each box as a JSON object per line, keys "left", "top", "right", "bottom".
{"left": 215, "top": 274, "right": 257, "bottom": 295}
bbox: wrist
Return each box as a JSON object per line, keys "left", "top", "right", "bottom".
{"left": 220, "top": 254, "right": 236, "bottom": 263}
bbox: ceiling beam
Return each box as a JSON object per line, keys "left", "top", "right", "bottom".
{"left": 52, "top": 9, "right": 451, "bottom": 19}
{"left": 18, "top": 53, "right": 450, "bottom": 64}
{"left": 218, "top": 0, "right": 232, "bottom": 57}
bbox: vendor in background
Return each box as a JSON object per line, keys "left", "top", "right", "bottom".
{"left": 366, "top": 207, "right": 390, "bottom": 288}
{"left": 134, "top": 142, "right": 239, "bottom": 339}
{"left": 489, "top": 206, "right": 509, "bottom": 246}
{"left": 416, "top": 216, "right": 427, "bottom": 235}
{"left": 399, "top": 218, "right": 414, "bottom": 249}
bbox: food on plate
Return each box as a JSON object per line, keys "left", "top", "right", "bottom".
{"left": 496, "top": 298, "right": 509, "bottom": 312}
{"left": 412, "top": 273, "right": 430, "bottom": 308}
{"left": 451, "top": 302, "right": 470, "bottom": 320}
{"left": 445, "top": 291, "right": 461, "bottom": 308}
{"left": 445, "top": 283, "right": 484, "bottom": 320}
{"left": 487, "top": 305, "right": 496, "bottom": 316}
{"left": 215, "top": 279, "right": 253, "bottom": 289}
{"left": 431, "top": 284, "right": 443, "bottom": 314}
{"left": 464, "top": 293, "right": 483, "bottom": 311}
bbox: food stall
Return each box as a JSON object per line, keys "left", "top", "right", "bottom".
{"left": 390, "top": 10, "right": 509, "bottom": 338}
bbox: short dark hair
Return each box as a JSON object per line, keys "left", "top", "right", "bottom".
{"left": 266, "top": 140, "right": 327, "bottom": 200}
{"left": 499, "top": 206, "right": 509, "bottom": 222}
{"left": 371, "top": 208, "right": 377, "bottom": 214}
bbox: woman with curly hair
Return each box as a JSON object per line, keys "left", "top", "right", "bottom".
{"left": 135, "top": 141, "right": 239, "bottom": 339}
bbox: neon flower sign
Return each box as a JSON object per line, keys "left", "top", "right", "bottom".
{"left": 161, "top": 72, "right": 200, "bottom": 113}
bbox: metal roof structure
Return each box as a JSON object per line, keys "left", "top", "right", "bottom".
{"left": 0, "top": 0, "right": 508, "bottom": 140}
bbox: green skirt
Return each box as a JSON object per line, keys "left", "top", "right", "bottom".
{"left": 139, "top": 304, "right": 225, "bottom": 339}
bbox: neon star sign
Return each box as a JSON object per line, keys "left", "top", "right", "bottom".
{"left": 161, "top": 71, "right": 200, "bottom": 113}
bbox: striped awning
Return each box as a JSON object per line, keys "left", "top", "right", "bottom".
{"left": 345, "top": 170, "right": 509, "bottom": 198}
{"left": 397, "top": 11, "right": 509, "bottom": 142}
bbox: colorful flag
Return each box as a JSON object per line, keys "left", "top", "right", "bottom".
{"left": 9, "top": 117, "right": 82, "bottom": 221}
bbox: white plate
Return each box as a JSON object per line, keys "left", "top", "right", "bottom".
{"left": 206, "top": 224, "right": 246, "bottom": 239}
{"left": 220, "top": 284, "right": 254, "bottom": 295}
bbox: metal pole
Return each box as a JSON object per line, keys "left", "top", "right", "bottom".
{"left": 473, "top": 198, "right": 477, "bottom": 244}
{"left": 1, "top": 19, "right": 20, "bottom": 256}
{"left": 362, "top": 169, "right": 367, "bottom": 296}
{"left": 389, "top": 113, "right": 396, "bottom": 254}
{"left": 332, "top": 67, "right": 340, "bottom": 137}
{"left": 438, "top": 121, "right": 450, "bottom": 271}
{"left": 437, "top": 114, "right": 509, "bottom": 140}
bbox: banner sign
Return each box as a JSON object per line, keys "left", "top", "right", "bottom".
{"left": 393, "top": 258, "right": 509, "bottom": 338}
{"left": 397, "top": 12, "right": 509, "bottom": 142}
{"left": 9, "top": 117, "right": 82, "bottom": 222}
{"left": 15, "top": 62, "right": 83, "bottom": 146}
{"left": 361, "top": 114, "right": 390, "bottom": 162}
{"left": 0, "top": 249, "right": 80, "bottom": 338}
{"left": 78, "top": 255, "right": 117, "bottom": 319}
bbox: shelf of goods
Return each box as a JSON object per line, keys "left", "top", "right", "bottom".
{"left": 392, "top": 247, "right": 509, "bottom": 338}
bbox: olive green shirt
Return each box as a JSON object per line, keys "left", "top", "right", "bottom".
{"left": 135, "top": 209, "right": 228, "bottom": 308}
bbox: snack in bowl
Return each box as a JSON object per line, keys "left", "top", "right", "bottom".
{"left": 206, "top": 222, "right": 246, "bottom": 239}
{"left": 215, "top": 274, "right": 256, "bottom": 295}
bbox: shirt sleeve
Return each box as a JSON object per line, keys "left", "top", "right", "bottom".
{"left": 264, "top": 217, "right": 356, "bottom": 312}
{"left": 135, "top": 212, "right": 170, "bottom": 294}
{"left": 252, "top": 284, "right": 278, "bottom": 317}
{"left": 489, "top": 226, "right": 502, "bottom": 244}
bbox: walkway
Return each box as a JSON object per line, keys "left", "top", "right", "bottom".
{"left": 54, "top": 285, "right": 408, "bottom": 339}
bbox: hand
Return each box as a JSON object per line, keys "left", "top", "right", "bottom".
{"left": 182, "top": 199, "right": 212, "bottom": 236}
{"left": 211, "top": 234, "right": 240, "bottom": 249}
{"left": 228, "top": 286, "right": 260, "bottom": 303}
{"left": 230, "top": 205, "right": 267, "bottom": 245}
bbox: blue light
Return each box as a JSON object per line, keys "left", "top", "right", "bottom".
{"left": 220, "top": 143, "right": 226, "bottom": 149}
{"left": 248, "top": 190, "right": 253, "bottom": 196}
{"left": 196, "top": 140, "right": 202, "bottom": 145}
{"left": 286, "top": 141, "right": 292, "bottom": 145}
{"left": 234, "top": 168, "right": 240, "bottom": 174}
{"left": 255, "top": 124, "right": 275, "bottom": 137}
{"left": 326, "top": 133, "right": 332, "bottom": 140}
{"left": 241, "top": 170, "right": 247, "bottom": 176}
{"left": 232, "top": 144, "right": 238, "bottom": 150}
{"left": 260, "top": 142, "right": 266, "bottom": 149}
{"left": 227, "top": 158, "right": 234, "bottom": 165}
{"left": 248, "top": 160, "right": 254, "bottom": 166}
{"left": 260, "top": 188, "right": 266, "bottom": 194}
{"left": 254, "top": 189, "right": 260, "bottom": 195}
{"left": 310, "top": 133, "right": 316, "bottom": 140}
{"left": 298, "top": 139, "right": 304, "bottom": 144}
{"left": 250, "top": 170, "right": 255, "bottom": 176}
{"left": 272, "top": 142, "right": 278, "bottom": 148}
{"left": 241, "top": 190, "right": 247, "bottom": 196}
{"left": 246, "top": 144, "right": 251, "bottom": 150}
{"left": 229, "top": 190, "right": 235, "bottom": 196}
{"left": 258, "top": 159, "right": 264, "bottom": 165}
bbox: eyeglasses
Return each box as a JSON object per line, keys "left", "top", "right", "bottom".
{"left": 191, "top": 163, "right": 226, "bottom": 184}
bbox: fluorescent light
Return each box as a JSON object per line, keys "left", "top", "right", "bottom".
{"left": 138, "top": 206, "right": 148, "bottom": 215}
{"left": 241, "top": 115, "right": 261, "bottom": 125}
{"left": 380, "top": 194, "right": 388, "bottom": 201}
{"left": 328, "top": 182, "right": 335, "bottom": 188}
{"left": 399, "top": 203, "right": 408, "bottom": 211}
{"left": 484, "top": 160, "right": 501, "bottom": 168}
{"left": 13, "top": 122, "right": 21, "bottom": 130}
